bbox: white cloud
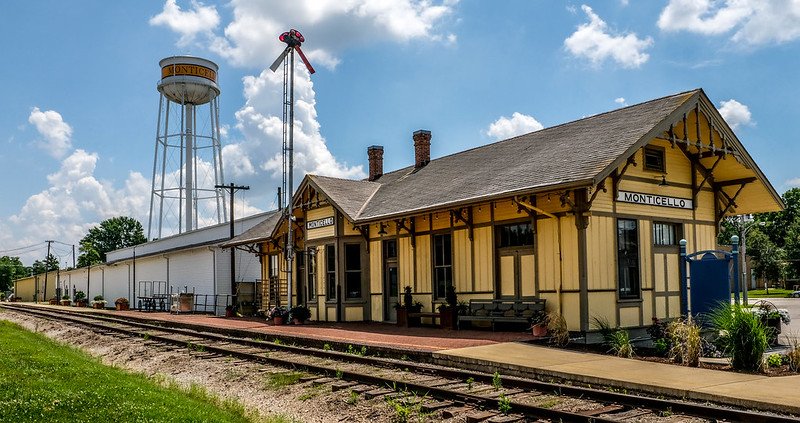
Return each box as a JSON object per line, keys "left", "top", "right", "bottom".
{"left": 149, "top": 0, "right": 220, "bottom": 47}
{"left": 486, "top": 112, "right": 544, "bottom": 141}
{"left": 614, "top": 97, "right": 627, "bottom": 105}
{"left": 28, "top": 107, "right": 73, "bottom": 159}
{"left": 786, "top": 177, "right": 800, "bottom": 188}
{"left": 208, "top": 0, "right": 458, "bottom": 69}
{"left": 718, "top": 99, "right": 753, "bottom": 129}
{"left": 4, "top": 150, "right": 151, "bottom": 264}
{"left": 564, "top": 5, "right": 653, "bottom": 68}
{"left": 658, "top": 0, "right": 800, "bottom": 46}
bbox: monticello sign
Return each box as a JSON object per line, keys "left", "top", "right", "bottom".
{"left": 616, "top": 190, "right": 693, "bottom": 209}
{"left": 307, "top": 216, "right": 335, "bottom": 230}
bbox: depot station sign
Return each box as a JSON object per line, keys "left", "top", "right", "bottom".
{"left": 616, "top": 190, "right": 693, "bottom": 209}
{"left": 306, "top": 216, "right": 335, "bottom": 230}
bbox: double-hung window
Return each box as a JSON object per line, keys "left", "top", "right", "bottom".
{"left": 617, "top": 219, "right": 640, "bottom": 299}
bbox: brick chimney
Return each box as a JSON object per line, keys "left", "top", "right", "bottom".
{"left": 367, "top": 145, "right": 384, "bottom": 181}
{"left": 413, "top": 130, "right": 431, "bottom": 169}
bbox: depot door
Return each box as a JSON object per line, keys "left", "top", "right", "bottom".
{"left": 383, "top": 240, "right": 398, "bottom": 322}
{"left": 496, "top": 223, "right": 535, "bottom": 299}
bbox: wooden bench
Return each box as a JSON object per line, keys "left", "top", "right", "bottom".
{"left": 457, "top": 299, "right": 546, "bottom": 331}
{"left": 406, "top": 311, "right": 440, "bottom": 327}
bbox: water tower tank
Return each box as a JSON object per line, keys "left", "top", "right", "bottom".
{"left": 149, "top": 56, "right": 226, "bottom": 239}
{"left": 158, "top": 56, "right": 220, "bottom": 105}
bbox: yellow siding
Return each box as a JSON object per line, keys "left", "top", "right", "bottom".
{"left": 431, "top": 213, "right": 450, "bottom": 230}
{"left": 520, "top": 253, "right": 535, "bottom": 297}
{"left": 473, "top": 226, "right": 493, "bottom": 292}
{"left": 666, "top": 256, "right": 680, "bottom": 292}
{"left": 695, "top": 224, "right": 717, "bottom": 251}
{"left": 640, "top": 220, "right": 652, "bottom": 290}
{"left": 537, "top": 218, "right": 560, "bottom": 292}
{"left": 587, "top": 216, "right": 616, "bottom": 291}
{"left": 589, "top": 178, "right": 615, "bottom": 213}
{"left": 473, "top": 204, "right": 491, "bottom": 224}
{"left": 493, "top": 200, "right": 524, "bottom": 222}
{"left": 453, "top": 229, "right": 472, "bottom": 293}
{"left": 499, "top": 255, "right": 514, "bottom": 296}
{"left": 369, "top": 241, "right": 382, "bottom": 295}
{"left": 416, "top": 234, "right": 432, "bottom": 293}
{"left": 342, "top": 218, "right": 360, "bottom": 236}
{"left": 532, "top": 194, "right": 571, "bottom": 215}
{"left": 345, "top": 306, "right": 364, "bottom": 321}
{"left": 371, "top": 295, "right": 382, "bottom": 322}
{"left": 625, "top": 140, "right": 694, "bottom": 186}
{"left": 398, "top": 237, "right": 414, "bottom": 291}
{"left": 561, "top": 292, "right": 581, "bottom": 331}
{"left": 560, "top": 216, "right": 579, "bottom": 291}
{"left": 620, "top": 307, "right": 640, "bottom": 328}
{"left": 588, "top": 292, "right": 616, "bottom": 326}
{"left": 415, "top": 216, "right": 431, "bottom": 233}
{"left": 307, "top": 206, "right": 335, "bottom": 240}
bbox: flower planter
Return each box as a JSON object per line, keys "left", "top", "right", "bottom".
{"left": 75, "top": 300, "right": 88, "bottom": 307}
{"left": 93, "top": 303, "right": 105, "bottom": 309}
{"left": 439, "top": 307, "right": 457, "bottom": 330}
{"left": 763, "top": 317, "right": 781, "bottom": 345}
{"left": 531, "top": 323, "right": 548, "bottom": 337}
{"left": 273, "top": 316, "right": 284, "bottom": 326}
{"left": 49, "top": 299, "right": 58, "bottom": 305}
{"left": 115, "top": 303, "right": 129, "bottom": 311}
{"left": 396, "top": 308, "right": 407, "bottom": 327}
{"left": 60, "top": 300, "right": 71, "bottom": 306}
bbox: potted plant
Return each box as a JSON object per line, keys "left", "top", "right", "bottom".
{"left": 289, "top": 304, "right": 311, "bottom": 324}
{"left": 48, "top": 297, "right": 58, "bottom": 305}
{"left": 751, "top": 300, "right": 791, "bottom": 345}
{"left": 395, "top": 286, "right": 423, "bottom": 326}
{"left": 60, "top": 294, "right": 71, "bottom": 306}
{"left": 74, "top": 291, "right": 88, "bottom": 307}
{"left": 530, "top": 310, "right": 548, "bottom": 337}
{"left": 114, "top": 297, "right": 130, "bottom": 311}
{"left": 91, "top": 295, "right": 107, "bottom": 309}
{"left": 437, "top": 284, "right": 459, "bottom": 329}
{"left": 267, "top": 306, "right": 288, "bottom": 325}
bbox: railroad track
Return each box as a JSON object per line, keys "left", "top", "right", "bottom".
{"left": 3, "top": 303, "right": 797, "bottom": 423}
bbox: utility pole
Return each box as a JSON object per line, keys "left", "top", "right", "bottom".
{"left": 215, "top": 183, "right": 250, "bottom": 305}
{"left": 72, "top": 244, "right": 76, "bottom": 269}
{"left": 43, "top": 240, "right": 53, "bottom": 303}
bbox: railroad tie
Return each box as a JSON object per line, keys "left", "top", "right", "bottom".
{"left": 465, "top": 410, "right": 499, "bottom": 423}
{"left": 420, "top": 400, "right": 453, "bottom": 413}
{"left": 330, "top": 381, "right": 359, "bottom": 392}
{"left": 486, "top": 415, "right": 524, "bottom": 423}
{"left": 311, "top": 377, "right": 335, "bottom": 386}
{"left": 349, "top": 385, "right": 373, "bottom": 394}
{"left": 577, "top": 404, "right": 626, "bottom": 417}
{"left": 362, "top": 388, "right": 394, "bottom": 399}
{"left": 441, "top": 407, "right": 472, "bottom": 419}
{"left": 483, "top": 388, "right": 524, "bottom": 398}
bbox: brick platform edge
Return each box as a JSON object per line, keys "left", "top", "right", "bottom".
{"left": 430, "top": 349, "right": 800, "bottom": 416}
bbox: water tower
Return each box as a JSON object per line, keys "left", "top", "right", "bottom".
{"left": 148, "top": 56, "right": 226, "bottom": 239}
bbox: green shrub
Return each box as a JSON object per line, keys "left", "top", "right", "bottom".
{"left": 667, "top": 319, "right": 701, "bottom": 367}
{"left": 710, "top": 302, "right": 768, "bottom": 371}
{"left": 767, "top": 353, "right": 783, "bottom": 368}
{"left": 593, "top": 317, "right": 634, "bottom": 358}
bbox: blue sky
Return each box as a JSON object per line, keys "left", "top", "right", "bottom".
{"left": 1, "top": 0, "right": 799, "bottom": 265}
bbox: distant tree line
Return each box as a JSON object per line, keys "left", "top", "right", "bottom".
{"left": 0, "top": 216, "right": 146, "bottom": 292}
{"left": 719, "top": 188, "right": 800, "bottom": 286}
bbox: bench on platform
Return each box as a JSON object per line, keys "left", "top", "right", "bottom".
{"left": 406, "top": 311, "right": 440, "bottom": 327}
{"left": 457, "top": 299, "right": 546, "bottom": 331}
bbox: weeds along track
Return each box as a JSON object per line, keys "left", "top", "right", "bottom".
{"left": 3, "top": 304, "right": 796, "bottom": 423}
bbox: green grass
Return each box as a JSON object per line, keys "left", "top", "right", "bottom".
{"left": 744, "top": 289, "right": 794, "bottom": 298}
{"left": 264, "top": 371, "right": 304, "bottom": 390}
{"left": 0, "top": 320, "right": 259, "bottom": 423}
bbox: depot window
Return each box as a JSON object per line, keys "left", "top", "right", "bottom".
{"left": 325, "top": 245, "right": 336, "bottom": 300}
{"left": 617, "top": 219, "right": 640, "bottom": 299}
{"left": 344, "top": 243, "right": 362, "bottom": 299}
{"left": 653, "top": 222, "right": 678, "bottom": 246}
{"left": 643, "top": 146, "right": 665, "bottom": 172}
{"left": 433, "top": 234, "right": 452, "bottom": 299}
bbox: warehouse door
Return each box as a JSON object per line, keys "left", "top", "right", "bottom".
{"left": 383, "top": 239, "right": 398, "bottom": 322}
{"left": 652, "top": 222, "right": 681, "bottom": 318}
{"left": 496, "top": 222, "right": 535, "bottom": 299}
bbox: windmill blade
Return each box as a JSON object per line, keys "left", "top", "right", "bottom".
{"left": 269, "top": 47, "right": 291, "bottom": 73}
{"left": 294, "top": 46, "right": 316, "bottom": 74}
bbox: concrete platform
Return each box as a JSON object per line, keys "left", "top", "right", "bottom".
{"left": 433, "top": 342, "right": 800, "bottom": 415}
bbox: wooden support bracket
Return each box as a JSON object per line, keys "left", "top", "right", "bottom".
{"left": 513, "top": 196, "right": 556, "bottom": 219}
{"left": 395, "top": 217, "right": 416, "bottom": 248}
{"left": 450, "top": 207, "right": 474, "bottom": 241}
{"left": 353, "top": 225, "right": 370, "bottom": 252}
{"left": 611, "top": 156, "right": 637, "bottom": 199}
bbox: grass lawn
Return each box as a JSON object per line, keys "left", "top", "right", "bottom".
{"left": 0, "top": 319, "right": 269, "bottom": 423}
{"left": 745, "top": 288, "right": 795, "bottom": 298}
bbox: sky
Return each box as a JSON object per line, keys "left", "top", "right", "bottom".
{"left": 1, "top": 0, "right": 800, "bottom": 266}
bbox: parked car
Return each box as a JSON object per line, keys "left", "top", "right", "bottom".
{"left": 791, "top": 291, "right": 800, "bottom": 298}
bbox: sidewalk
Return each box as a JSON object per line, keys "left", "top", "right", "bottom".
{"left": 433, "top": 342, "right": 800, "bottom": 415}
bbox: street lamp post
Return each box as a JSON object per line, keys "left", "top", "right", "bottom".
{"left": 737, "top": 214, "right": 765, "bottom": 305}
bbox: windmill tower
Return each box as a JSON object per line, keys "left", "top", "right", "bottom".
{"left": 149, "top": 56, "right": 226, "bottom": 239}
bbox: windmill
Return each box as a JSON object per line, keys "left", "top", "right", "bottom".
{"left": 270, "top": 29, "right": 315, "bottom": 309}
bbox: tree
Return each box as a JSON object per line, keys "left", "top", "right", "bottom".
{"left": 30, "top": 254, "right": 59, "bottom": 275}
{"left": 78, "top": 216, "right": 146, "bottom": 266}
{"left": 746, "top": 229, "right": 787, "bottom": 286}
{"left": 0, "top": 256, "right": 27, "bottom": 292}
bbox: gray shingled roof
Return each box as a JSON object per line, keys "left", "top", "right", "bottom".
{"left": 219, "top": 209, "right": 283, "bottom": 248}
{"left": 310, "top": 90, "right": 696, "bottom": 222}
